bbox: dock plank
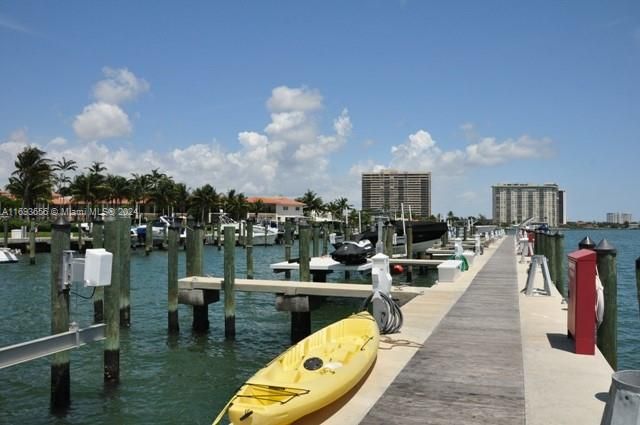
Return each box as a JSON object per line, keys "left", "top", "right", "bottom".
{"left": 363, "top": 237, "right": 524, "bottom": 424}
{"left": 178, "top": 277, "right": 423, "bottom": 304}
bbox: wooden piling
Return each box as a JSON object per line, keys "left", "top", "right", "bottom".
{"left": 595, "top": 239, "right": 617, "bottom": 370}
{"left": 50, "top": 217, "right": 70, "bottom": 410}
{"left": 321, "top": 224, "right": 328, "bottom": 256}
{"left": 463, "top": 226, "right": 468, "bottom": 242}
{"left": 223, "top": 225, "right": 236, "bottom": 339}
{"left": 103, "top": 218, "right": 121, "bottom": 383}
{"left": 312, "top": 222, "right": 320, "bottom": 258}
{"left": 547, "top": 232, "right": 556, "bottom": 287}
{"left": 29, "top": 221, "right": 36, "bottom": 264}
{"left": 145, "top": 220, "right": 152, "bottom": 255}
{"left": 119, "top": 216, "right": 131, "bottom": 328}
{"left": 554, "top": 232, "right": 565, "bottom": 295}
{"left": 3, "top": 218, "right": 8, "bottom": 247}
{"left": 92, "top": 219, "right": 104, "bottom": 323}
{"left": 188, "top": 224, "right": 208, "bottom": 332}
{"left": 636, "top": 256, "right": 640, "bottom": 319}
{"left": 246, "top": 222, "right": 253, "bottom": 279}
{"left": 284, "top": 220, "right": 292, "bottom": 279}
{"left": 167, "top": 221, "right": 180, "bottom": 333}
{"left": 384, "top": 224, "right": 394, "bottom": 257}
{"left": 406, "top": 222, "right": 413, "bottom": 283}
{"left": 216, "top": 222, "right": 222, "bottom": 251}
{"left": 291, "top": 224, "right": 311, "bottom": 343}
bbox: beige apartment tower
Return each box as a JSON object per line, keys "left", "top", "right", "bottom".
{"left": 492, "top": 183, "right": 562, "bottom": 227}
{"left": 362, "top": 170, "right": 432, "bottom": 218}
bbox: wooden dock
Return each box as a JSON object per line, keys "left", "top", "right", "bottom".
{"left": 363, "top": 237, "right": 525, "bottom": 424}
{"left": 178, "top": 276, "right": 424, "bottom": 305}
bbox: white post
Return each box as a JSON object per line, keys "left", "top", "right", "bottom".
{"left": 371, "top": 253, "right": 391, "bottom": 330}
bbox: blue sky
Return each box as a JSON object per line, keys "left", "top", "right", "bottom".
{"left": 1, "top": 1, "right": 638, "bottom": 221}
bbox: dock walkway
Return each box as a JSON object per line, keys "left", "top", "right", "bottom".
{"left": 363, "top": 237, "right": 525, "bottom": 424}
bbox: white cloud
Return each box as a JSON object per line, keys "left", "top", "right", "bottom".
{"left": 0, "top": 129, "right": 33, "bottom": 183}
{"left": 465, "top": 135, "right": 553, "bottom": 166}
{"left": 73, "top": 102, "right": 132, "bottom": 141}
{"left": 47, "top": 137, "right": 67, "bottom": 148}
{"left": 93, "top": 67, "right": 150, "bottom": 104}
{"left": 267, "top": 86, "right": 322, "bottom": 112}
{"left": 385, "top": 129, "right": 553, "bottom": 174}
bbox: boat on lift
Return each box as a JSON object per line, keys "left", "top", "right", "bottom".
{"left": 0, "top": 247, "right": 20, "bottom": 264}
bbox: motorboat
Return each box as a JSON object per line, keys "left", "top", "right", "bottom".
{"left": 0, "top": 247, "right": 20, "bottom": 263}
{"left": 343, "top": 220, "right": 448, "bottom": 254}
{"left": 134, "top": 216, "right": 187, "bottom": 246}
{"left": 213, "top": 213, "right": 278, "bottom": 246}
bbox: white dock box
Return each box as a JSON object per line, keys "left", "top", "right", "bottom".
{"left": 437, "top": 259, "right": 462, "bottom": 283}
{"left": 84, "top": 248, "right": 113, "bottom": 287}
{"left": 11, "top": 229, "right": 24, "bottom": 239}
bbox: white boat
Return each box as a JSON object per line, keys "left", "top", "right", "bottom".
{"left": 134, "top": 216, "right": 187, "bottom": 247}
{"left": 0, "top": 248, "right": 20, "bottom": 263}
{"left": 251, "top": 222, "right": 279, "bottom": 246}
{"left": 213, "top": 214, "right": 278, "bottom": 246}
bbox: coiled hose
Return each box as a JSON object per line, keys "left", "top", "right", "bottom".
{"left": 360, "top": 291, "right": 404, "bottom": 334}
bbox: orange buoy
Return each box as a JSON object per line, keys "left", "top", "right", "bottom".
{"left": 391, "top": 264, "right": 404, "bottom": 275}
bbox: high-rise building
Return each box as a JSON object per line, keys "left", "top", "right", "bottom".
{"left": 361, "top": 170, "right": 431, "bottom": 218}
{"left": 492, "top": 183, "right": 562, "bottom": 227}
{"left": 606, "top": 212, "right": 632, "bottom": 224}
{"left": 558, "top": 190, "right": 567, "bottom": 225}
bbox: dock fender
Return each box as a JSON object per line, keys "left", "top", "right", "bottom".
{"left": 595, "top": 273, "right": 604, "bottom": 327}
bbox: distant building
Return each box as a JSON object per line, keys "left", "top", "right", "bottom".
{"left": 558, "top": 190, "right": 567, "bottom": 225}
{"left": 361, "top": 170, "right": 432, "bottom": 218}
{"left": 246, "top": 196, "right": 305, "bottom": 223}
{"left": 492, "top": 183, "right": 563, "bottom": 227}
{"left": 606, "top": 212, "right": 632, "bottom": 224}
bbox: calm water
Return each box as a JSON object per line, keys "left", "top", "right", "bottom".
{"left": 0, "top": 242, "right": 437, "bottom": 424}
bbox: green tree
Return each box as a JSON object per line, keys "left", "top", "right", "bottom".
{"left": 189, "top": 184, "right": 218, "bottom": 223}
{"left": 296, "top": 189, "right": 324, "bottom": 218}
{"left": 105, "top": 174, "right": 130, "bottom": 207}
{"left": 5, "top": 146, "right": 53, "bottom": 208}
{"left": 223, "top": 189, "right": 248, "bottom": 221}
{"left": 52, "top": 157, "right": 77, "bottom": 197}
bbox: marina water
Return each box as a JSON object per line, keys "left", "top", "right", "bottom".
{"left": 1, "top": 231, "right": 638, "bottom": 424}
{"left": 0, "top": 242, "right": 436, "bottom": 424}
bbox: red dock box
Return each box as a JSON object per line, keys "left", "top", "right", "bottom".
{"left": 567, "top": 249, "right": 597, "bottom": 355}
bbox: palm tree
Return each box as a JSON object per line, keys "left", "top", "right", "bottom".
{"left": 145, "top": 168, "right": 168, "bottom": 215}
{"left": 189, "top": 184, "right": 218, "bottom": 223}
{"left": 296, "top": 189, "right": 324, "bottom": 218}
{"left": 223, "top": 189, "right": 248, "bottom": 221}
{"left": 249, "top": 199, "right": 265, "bottom": 221}
{"left": 87, "top": 161, "right": 107, "bottom": 175}
{"left": 105, "top": 174, "right": 130, "bottom": 207}
{"left": 52, "top": 157, "right": 77, "bottom": 196}
{"left": 330, "top": 197, "right": 352, "bottom": 221}
{"left": 149, "top": 176, "right": 176, "bottom": 216}
{"left": 5, "top": 146, "right": 52, "bottom": 208}
{"left": 173, "top": 183, "right": 190, "bottom": 215}
{"left": 70, "top": 172, "right": 107, "bottom": 219}
{"left": 128, "top": 173, "right": 151, "bottom": 224}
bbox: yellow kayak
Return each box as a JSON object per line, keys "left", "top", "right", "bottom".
{"left": 213, "top": 311, "right": 379, "bottom": 425}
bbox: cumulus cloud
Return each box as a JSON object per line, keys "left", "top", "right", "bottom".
{"left": 71, "top": 67, "right": 148, "bottom": 142}
{"left": 384, "top": 128, "right": 553, "bottom": 175}
{"left": 73, "top": 102, "right": 132, "bottom": 141}
{"left": 93, "top": 67, "right": 150, "bottom": 104}
{"left": 0, "top": 129, "right": 32, "bottom": 183}
{"left": 465, "top": 135, "right": 553, "bottom": 166}
{"left": 267, "top": 86, "right": 322, "bottom": 112}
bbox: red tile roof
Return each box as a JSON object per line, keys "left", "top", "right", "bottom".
{"left": 247, "top": 196, "right": 305, "bottom": 207}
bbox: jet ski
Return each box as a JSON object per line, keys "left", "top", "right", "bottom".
{"left": 331, "top": 240, "right": 375, "bottom": 265}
